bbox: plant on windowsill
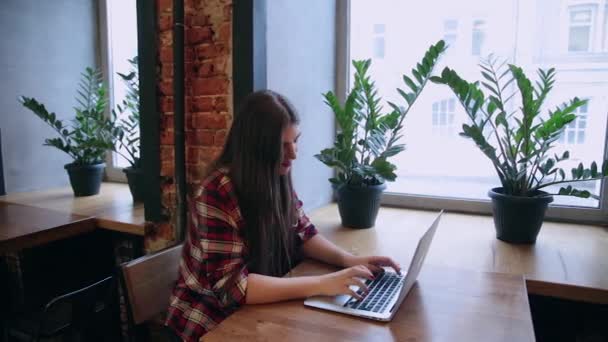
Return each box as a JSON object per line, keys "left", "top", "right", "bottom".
{"left": 315, "top": 40, "right": 447, "bottom": 228}
{"left": 430, "top": 55, "right": 608, "bottom": 243}
{"left": 20, "top": 67, "right": 121, "bottom": 196}
{"left": 114, "top": 56, "right": 143, "bottom": 202}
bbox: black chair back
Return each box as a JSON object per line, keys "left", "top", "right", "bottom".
{"left": 3, "top": 275, "right": 116, "bottom": 342}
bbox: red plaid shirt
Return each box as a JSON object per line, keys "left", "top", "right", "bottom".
{"left": 165, "top": 168, "right": 318, "bottom": 342}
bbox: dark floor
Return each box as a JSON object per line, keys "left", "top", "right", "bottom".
{"left": 529, "top": 294, "right": 608, "bottom": 342}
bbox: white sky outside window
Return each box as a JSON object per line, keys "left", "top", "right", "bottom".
{"left": 107, "top": 0, "right": 138, "bottom": 168}
{"left": 350, "top": 0, "right": 608, "bottom": 208}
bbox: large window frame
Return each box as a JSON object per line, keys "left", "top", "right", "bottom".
{"left": 337, "top": 1, "right": 608, "bottom": 224}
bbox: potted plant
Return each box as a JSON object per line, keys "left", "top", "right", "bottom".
{"left": 114, "top": 57, "right": 143, "bottom": 202}
{"left": 431, "top": 56, "right": 608, "bottom": 243}
{"left": 315, "top": 40, "right": 446, "bottom": 228}
{"left": 20, "top": 67, "right": 121, "bottom": 196}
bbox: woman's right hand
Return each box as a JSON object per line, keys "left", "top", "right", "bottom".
{"left": 316, "top": 265, "right": 374, "bottom": 300}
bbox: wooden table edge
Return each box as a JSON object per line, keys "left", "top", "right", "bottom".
{"left": 525, "top": 278, "right": 608, "bottom": 304}
{"left": 95, "top": 218, "right": 145, "bottom": 236}
{"left": 0, "top": 217, "right": 96, "bottom": 253}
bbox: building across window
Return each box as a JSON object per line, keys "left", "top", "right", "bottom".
{"left": 373, "top": 23, "right": 386, "bottom": 59}
{"left": 604, "top": 4, "right": 608, "bottom": 50}
{"left": 559, "top": 100, "right": 589, "bottom": 144}
{"left": 443, "top": 19, "right": 458, "bottom": 48}
{"left": 472, "top": 19, "right": 486, "bottom": 56}
{"left": 568, "top": 7, "right": 593, "bottom": 52}
{"left": 432, "top": 98, "right": 456, "bottom": 137}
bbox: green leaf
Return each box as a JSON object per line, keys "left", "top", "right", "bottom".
{"left": 590, "top": 162, "right": 598, "bottom": 177}
{"left": 402, "top": 75, "right": 418, "bottom": 92}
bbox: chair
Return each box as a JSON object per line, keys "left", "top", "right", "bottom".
{"left": 119, "top": 244, "right": 183, "bottom": 341}
{"left": 3, "top": 275, "right": 116, "bottom": 342}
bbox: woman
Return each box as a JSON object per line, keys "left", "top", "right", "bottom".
{"left": 166, "top": 90, "right": 400, "bottom": 341}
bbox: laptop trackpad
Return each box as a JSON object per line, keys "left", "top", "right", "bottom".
{"left": 312, "top": 293, "right": 352, "bottom": 306}
{"left": 312, "top": 284, "right": 361, "bottom": 306}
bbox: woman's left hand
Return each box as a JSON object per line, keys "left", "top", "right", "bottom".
{"left": 343, "top": 255, "right": 401, "bottom": 275}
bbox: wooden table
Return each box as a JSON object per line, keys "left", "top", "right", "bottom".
{"left": 205, "top": 205, "right": 608, "bottom": 341}
{"left": 0, "top": 202, "right": 95, "bottom": 253}
{"left": 207, "top": 262, "right": 534, "bottom": 342}
{"left": 205, "top": 208, "right": 541, "bottom": 341}
{"left": 0, "top": 183, "right": 145, "bottom": 236}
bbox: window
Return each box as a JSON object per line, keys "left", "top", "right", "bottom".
{"left": 559, "top": 100, "right": 589, "bottom": 145}
{"left": 472, "top": 19, "right": 486, "bottom": 56}
{"left": 432, "top": 99, "right": 456, "bottom": 137}
{"left": 443, "top": 19, "right": 458, "bottom": 48}
{"left": 568, "top": 7, "right": 593, "bottom": 52}
{"left": 101, "top": 0, "right": 139, "bottom": 180}
{"left": 604, "top": 4, "right": 608, "bottom": 50}
{"left": 347, "top": 0, "right": 608, "bottom": 222}
{"left": 372, "top": 24, "right": 386, "bottom": 59}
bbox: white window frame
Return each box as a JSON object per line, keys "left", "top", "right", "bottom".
{"left": 337, "top": 0, "right": 608, "bottom": 224}
{"left": 372, "top": 23, "right": 386, "bottom": 59}
{"left": 560, "top": 0, "right": 608, "bottom": 54}
{"left": 431, "top": 98, "right": 456, "bottom": 137}
{"left": 471, "top": 19, "right": 486, "bottom": 56}
{"left": 603, "top": 4, "right": 608, "bottom": 50}
{"left": 567, "top": 5, "right": 595, "bottom": 52}
{"left": 443, "top": 19, "right": 458, "bottom": 49}
{"left": 559, "top": 100, "right": 589, "bottom": 145}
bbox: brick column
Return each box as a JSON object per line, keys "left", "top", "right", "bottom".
{"left": 145, "top": 0, "right": 233, "bottom": 252}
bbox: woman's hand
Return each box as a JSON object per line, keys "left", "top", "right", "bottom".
{"left": 343, "top": 255, "right": 401, "bottom": 275}
{"left": 316, "top": 265, "right": 374, "bottom": 300}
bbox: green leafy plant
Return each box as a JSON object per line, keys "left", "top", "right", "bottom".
{"left": 316, "top": 40, "right": 447, "bottom": 187}
{"left": 431, "top": 56, "right": 608, "bottom": 198}
{"left": 114, "top": 56, "right": 141, "bottom": 169}
{"left": 20, "top": 67, "right": 121, "bottom": 165}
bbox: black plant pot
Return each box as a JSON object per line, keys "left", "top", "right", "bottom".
{"left": 335, "top": 183, "right": 386, "bottom": 229}
{"left": 488, "top": 187, "right": 553, "bottom": 244}
{"left": 123, "top": 167, "right": 145, "bottom": 202}
{"left": 64, "top": 163, "right": 105, "bottom": 197}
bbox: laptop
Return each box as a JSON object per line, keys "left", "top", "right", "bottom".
{"left": 304, "top": 210, "right": 443, "bottom": 321}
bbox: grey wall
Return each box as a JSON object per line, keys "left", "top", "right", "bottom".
{"left": 0, "top": 0, "right": 98, "bottom": 193}
{"left": 266, "top": 0, "right": 336, "bottom": 211}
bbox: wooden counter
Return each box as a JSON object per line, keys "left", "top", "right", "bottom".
{"left": 0, "top": 183, "right": 145, "bottom": 236}
{"left": 0, "top": 202, "right": 95, "bottom": 253}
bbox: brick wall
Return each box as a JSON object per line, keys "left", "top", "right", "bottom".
{"left": 145, "top": 0, "right": 233, "bottom": 252}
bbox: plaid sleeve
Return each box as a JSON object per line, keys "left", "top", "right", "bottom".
{"left": 294, "top": 195, "right": 318, "bottom": 241}
{"left": 193, "top": 176, "right": 248, "bottom": 312}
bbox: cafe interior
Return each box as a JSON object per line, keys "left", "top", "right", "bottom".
{"left": 1, "top": 1, "right": 607, "bottom": 341}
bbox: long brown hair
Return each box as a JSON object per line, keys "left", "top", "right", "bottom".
{"left": 215, "top": 90, "right": 300, "bottom": 276}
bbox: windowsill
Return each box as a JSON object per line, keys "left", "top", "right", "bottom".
{"left": 0, "top": 182, "right": 144, "bottom": 236}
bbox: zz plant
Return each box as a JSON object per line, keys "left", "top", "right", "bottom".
{"left": 20, "top": 67, "right": 121, "bottom": 166}
{"left": 114, "top": 56, "right": 141, "bottom": 169}
{"left": 431, "top": 56, "right": 608, "bottom": 199}
{"left": 316, "top": 40, "right": 447, "bottom": 187}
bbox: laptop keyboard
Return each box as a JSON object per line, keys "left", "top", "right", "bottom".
{"left": 344, "top": 271, "right": 405, "bottom": 313}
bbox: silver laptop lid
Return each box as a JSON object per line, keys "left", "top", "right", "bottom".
{"left": 391, "top": 210, "right": 443, "bottom": 310}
